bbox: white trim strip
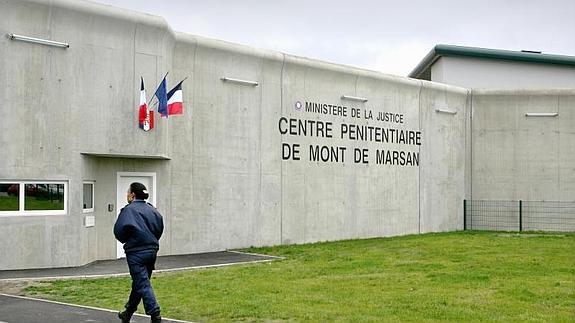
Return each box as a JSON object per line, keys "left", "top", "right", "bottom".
{"left": 0, "top": 293, "right": 191, "bottom": 323}
{"left": 525, "top": 112, "right": 558, "bottom": 117}
{"left": 221, "top": 77, "right": 259, "bottom": 86}
{"left": 435, "top": 108, "right": 457, "bottom": 115}
{"left": 0, "top": 273, "right": 131, "bottom": 282}
{"left": 153, "top": 259, "right": 277, "bottom": 274}
{"left": 227, "top": 250, "right": 285, "bottom": 260}
{"left": 341, "top": 95, "right": 368, "bottom": 102}
{"left": 8, "top": 33, "right": 69, "bottom": 48}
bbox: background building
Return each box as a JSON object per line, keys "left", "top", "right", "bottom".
{"left": 409, "top": 44, "right": 575, "bottom": 89}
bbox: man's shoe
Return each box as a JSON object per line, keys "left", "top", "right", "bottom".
{"left": 118, "top": 310, "right": 133, "bottom": 323}
{"left": 151, "top": 315, "right": 162, "bottom": 323}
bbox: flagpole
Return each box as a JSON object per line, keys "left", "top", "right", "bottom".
{"left": 175, "top": 77, "right": 188, "bottom": 87}
{"left": 148, "top": 71, "right": 169, "bottom": 106}
{"left": 167, "top": 77, "right": 188, "bottom": 92}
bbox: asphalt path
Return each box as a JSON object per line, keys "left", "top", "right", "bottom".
{"left": 0, "top": 293, "right": 189, "bottom": 322}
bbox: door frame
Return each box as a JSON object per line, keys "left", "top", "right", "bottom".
{"left": 116, "top": 172, "right": 157, "bottom": 258}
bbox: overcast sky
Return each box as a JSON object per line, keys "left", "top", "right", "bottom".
{"left": 91, "top": 0, "right": 575, "bottom": 76}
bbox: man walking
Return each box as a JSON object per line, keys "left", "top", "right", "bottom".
{"left": 114, "top": 182, "right": 164, "bottom": 323}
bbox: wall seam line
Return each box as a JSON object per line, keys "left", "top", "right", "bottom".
{"left": 469, "top": 88, "right": 473, "bottom": 204}
{"left": 418, "top": 80, "right": 424, "bottom": 234}
{"left": 258, "top": 54, "right": 263, "bottom": 245}
{"left": 280, "top": 54, "right": 286, "bottom": 244}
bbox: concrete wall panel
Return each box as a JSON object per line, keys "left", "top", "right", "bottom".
{"left": 419, "top": 82, "right": 469, "bottom": 233}
{"left": 471, "top": 90, "right": 575, "bottom": 202}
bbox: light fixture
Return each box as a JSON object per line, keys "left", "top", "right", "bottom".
{"left": 435, "top": 108, "right": 457, "bottom": 115}
{"left": 341, "top": 95, "right": 368, "bottom": 102}
{"left": 525, "top": 112, "right": 558, "bottom": 117}
{"left": 221, "top": 77, "right": 258, "bottom": 86}
{"left": 8, "top": 33, "right": 69, "bottom": 48}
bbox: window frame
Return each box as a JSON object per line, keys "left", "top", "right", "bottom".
{"left": 0, "top": 181, "right": 68, "bottom": 216}
{"left": 82, "top": 181, "right": 95, "bottom": 213}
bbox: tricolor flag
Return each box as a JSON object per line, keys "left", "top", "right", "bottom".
{"left": 138, "top": 77, "right": 154, "bottom": 131}
{"left": 167, "top": 80, "right": 184, "bottom": 115}
{"left": 154, "top": 76, "right": 168, "bottom": 118}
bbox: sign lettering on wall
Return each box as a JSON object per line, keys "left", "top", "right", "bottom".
{"left": 280, "top": 101, "right": 422, "bottom": 166}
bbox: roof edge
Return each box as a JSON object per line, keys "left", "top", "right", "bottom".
{"left": 407, "top": 46, "right": 438, "bottom": 79}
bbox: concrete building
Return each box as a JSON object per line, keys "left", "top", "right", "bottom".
{"left": 409, "top": 44, "right": 575, "bottom": 89}
{"left": 0, "top": 0, "right": 573, "bottom": 270}
{"left": 410, "top": 45, "right": 575, "bottom": 231}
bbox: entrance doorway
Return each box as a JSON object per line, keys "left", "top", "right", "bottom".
{"left": 116, "top": 172, "right": 156, "bottom": 258}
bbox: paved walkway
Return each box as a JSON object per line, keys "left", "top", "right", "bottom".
{"left": 0, "top": 251, "right": 280, "bottom": 281}
{"left": 0, "top": 293, "right": 187, "bottom": 322}
{"left": 0, "top": 251, "right": 282, "bottom": 322}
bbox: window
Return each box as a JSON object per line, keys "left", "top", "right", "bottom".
{"left": 25, "top": 183, "right": 65, "bottom": 211}
{"left": 83, "top": 181, "right": 94, "bottom": 213}
{"left": 0, "top": 181, "right": 67, "bottom": 215}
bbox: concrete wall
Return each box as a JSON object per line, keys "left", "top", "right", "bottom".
{"left": 470, "top": 89, "right": 575, "bottom": 201}
{"left": 432, "top": 56, "right": 575, "bottom": 89}
{"left": 4, "top": 0, "right": 570, "bottom": 270}
{"left": 169, "top": 36, "right": 469, "bottom": 254}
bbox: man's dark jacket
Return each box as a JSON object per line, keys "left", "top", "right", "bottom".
{"left": 114, "top": 200, "right": 164, "bottom": 253}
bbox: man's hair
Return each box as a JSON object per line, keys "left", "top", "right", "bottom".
{"left": 129, "top": 182, "right": 149, "bottom": 200}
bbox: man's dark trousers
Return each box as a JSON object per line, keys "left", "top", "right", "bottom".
{"left": 125, "top": 250, "right": 160, "bottom": 316}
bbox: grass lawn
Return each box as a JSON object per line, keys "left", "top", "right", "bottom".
{"left": 20, "top": 231, "right": 575, "bottom": 322}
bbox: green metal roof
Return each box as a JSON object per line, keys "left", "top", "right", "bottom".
{"left": 408, "top": 44, "right": 575, "bottom": 79}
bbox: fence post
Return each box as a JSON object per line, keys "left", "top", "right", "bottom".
{"left": 463, "top": 199, "right": 467, "bottom": 231}
{"left": 519, "top": 200, "right": 523, "bottom": 232}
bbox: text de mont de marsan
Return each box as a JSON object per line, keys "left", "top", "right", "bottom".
{"left": 278, "top": 116, "right": 422, "bottom": 167}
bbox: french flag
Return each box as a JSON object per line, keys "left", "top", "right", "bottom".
{"left": 167, "top": 80, "right": 184, "bottom": 115}
{"left": 138, "top": 77, "right": 154, "bottom": 131}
